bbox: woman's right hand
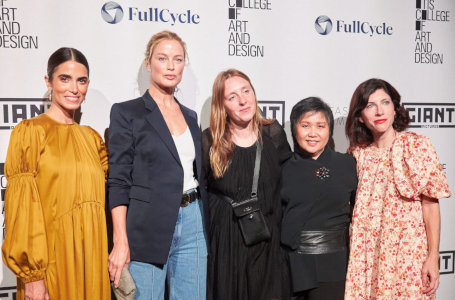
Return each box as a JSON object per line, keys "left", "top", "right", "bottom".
{"left": 108, "top": 239, "right": 130, "bottom": 288}
{"left": 109, "top": 205, "right": 130, "bottom": 287}
{"left": 25, "top": 279, "right": 49, "bottom": 300}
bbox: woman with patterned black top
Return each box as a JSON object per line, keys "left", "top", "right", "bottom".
{"left": 281, "top": 97, "right": 357, "bottom": 300}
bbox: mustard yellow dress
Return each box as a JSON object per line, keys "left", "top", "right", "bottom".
{"left": 1, "top": 114, "right": 111, "bottom": 299}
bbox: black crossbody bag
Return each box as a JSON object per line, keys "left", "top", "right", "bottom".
{"left": 218, "top": 141, "right": 271, "bottom": 246}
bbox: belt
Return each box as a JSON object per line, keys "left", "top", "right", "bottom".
{"left": 296, "top": 225, "right": 348, "bottom": 255}
{"left": 181, "top": 188, "right": 199, "bottom": 207}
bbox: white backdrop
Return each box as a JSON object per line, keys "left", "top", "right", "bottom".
{"left": 1, "top": 0, "right": 454, "bottom": 298}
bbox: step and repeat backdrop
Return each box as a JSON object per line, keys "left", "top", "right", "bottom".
{"left": 1, "top": 0, "right": 454, "bottom": 298}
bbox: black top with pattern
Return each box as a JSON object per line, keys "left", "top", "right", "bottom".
{"left": 281, "top": 147, "right": 358, "bottom": 292}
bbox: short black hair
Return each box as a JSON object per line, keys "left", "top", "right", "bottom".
{"left": 47, "top": 47, "right": 89, "bottom": 80}
{"left": 290, "top": 97, "right": 334, "bottom": 154}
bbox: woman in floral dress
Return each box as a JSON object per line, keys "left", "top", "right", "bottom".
{"left": 344, "top": 78, "right": 450, "bottom": 299}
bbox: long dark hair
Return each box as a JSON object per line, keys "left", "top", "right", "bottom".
{"left": 47, "top": 47, "right": 89, "bottom": 80}
{"left": 345, "top": 78, "right": 410, "bottom": 148}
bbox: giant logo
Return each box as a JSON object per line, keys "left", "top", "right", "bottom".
{"left": 0, "top": 286, "right": 16, "bottom": 299}
{"left": 315, "top": 16, "right": 333, "bottom": 35}
{"left": 1, "top": 163, "right": 5, "bottom": 203}
{"left": 440, "top": 251, "right": 455, "bottom": 274}
{"left": 101, "top": 2, "right": 124, "bottom": 24}
{"left": 258, "top": 101, "right": 285, "bottom": 126}
{"left": 0, "top": 98, "right": 49, "bottom": 130}
{"left": 403, "top": 103, "right": 455, "bottom": 128}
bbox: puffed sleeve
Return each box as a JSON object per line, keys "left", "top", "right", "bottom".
{"left": 107, "top": 103, "right": 134, "bottom": 209}
{"left": 392, "top": 132, "right": 451, "bottom": 200}
{"left": 348, "top": 146, "right": 363, "bottom": 174}
{"left": 264, "top": 120, "right": 291, "bottom": 164}
{"left": 1, "top": 120, "right": 48, "bottom": 283}
{"left": 86, "top": 126, "right": 108, "bottom": 179}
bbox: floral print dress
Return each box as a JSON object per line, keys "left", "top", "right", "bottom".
{"left": 345, "top": 132, "right": 450, "bottom": 299}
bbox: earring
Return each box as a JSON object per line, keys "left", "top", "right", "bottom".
{"left": 48, "top": 91, "right": 52, "bottom": 101}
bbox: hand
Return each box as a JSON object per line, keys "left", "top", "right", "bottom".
{"left": 422, "top": 255, "right": 439, "bottom": 296}
{"left": 25, "top": 279, "right": 50, "bottom": 300}
{"left": 108, "top": 239, "right": 130, "bottom": 288}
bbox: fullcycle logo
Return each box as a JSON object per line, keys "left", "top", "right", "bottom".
{"left": 315, "top": 15, "right": 393, "bottom": 37}
{"left": 101, "top": 2, "right": 124, "bottom": 24}
{"left": 100, "top": 1, "right": 200, "bottom": 26}
{"left": 315, "top": 15, "right": 333, "bottom": 35}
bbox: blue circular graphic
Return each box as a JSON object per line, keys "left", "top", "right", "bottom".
{"left": 101, "top": 2, "right": 124, "bottom": 24}
{"left": 315, "top": 15, "right": 333, "bottom": 35}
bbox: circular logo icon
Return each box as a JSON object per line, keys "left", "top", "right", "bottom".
{"left": 315, "top": 15, "right": 333, "bottom": 35}
{"left": 101, "top": 2, "right": 124, "bottom": 24}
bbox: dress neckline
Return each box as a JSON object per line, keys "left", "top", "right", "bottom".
{"left": 41, "top": 113, "right": 77, "bottom": 126}
{"left": 366, "top": 131, "right": 403, "bottom": 152}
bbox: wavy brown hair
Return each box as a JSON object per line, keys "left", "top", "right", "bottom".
{"left": 345, "top": 78, "right": 410, "bottom": 148}
{"left": 209, "top": 69, "right": 273, "bottom": 178}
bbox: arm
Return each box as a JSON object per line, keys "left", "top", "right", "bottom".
{"left": 107, "top": 104, "right": 135, "bottom": 286}
{"left": 108, "top": 206, "right": 130, "bottom": 287}
{"left": 25, "top": 280, "right": 49, "bottom": 300}
{"left": 266, "top": 120, "right": 291, "bottom": 164}
{"left": 421, "top": 195, "right": 441, "bottom": 296}
{"left": 1, "top": 121, "right": 49, "bottom": 300}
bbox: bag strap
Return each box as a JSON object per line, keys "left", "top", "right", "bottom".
{"left": 250, "top": 139, "right": 262, "bottom": 198}
{"left": 215, "top": 138, "right": 262, "bottom": 206}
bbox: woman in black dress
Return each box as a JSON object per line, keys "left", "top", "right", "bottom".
{"left": 202, "top": 69, "right": 291, "bottom": 300}
{"left": 281, "top": 97, "right": 357, "bottom": 299}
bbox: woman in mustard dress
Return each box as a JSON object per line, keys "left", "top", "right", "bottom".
{"left": 2, "top": 48, "right": 111, "bottom": 300}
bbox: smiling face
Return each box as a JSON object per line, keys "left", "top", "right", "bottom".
{"left": 295, "top": 111, "right": 330, "bottom": 159}
{"left": 223, "top": 76, "right": 257, "bottom": 127}
{"left": 45, "top": 60, "right": 89, "bottom": 115}
{"left": 146, "top": 39, "right": 185, "bottom": 91}
{"left": 359, "top": 88, "right": 396, "bottom": 137}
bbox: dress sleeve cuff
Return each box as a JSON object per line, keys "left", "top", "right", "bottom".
{"left": 21, "top": 270, "right": 46, "bottom": 283}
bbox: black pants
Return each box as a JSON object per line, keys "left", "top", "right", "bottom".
{"left": 294, "top": 280, "right": 345, "bottom": 300}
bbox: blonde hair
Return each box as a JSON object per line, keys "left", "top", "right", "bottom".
{"left": 144, "top": 30, "right": 187, "bottom": 63}
{"left": 209, "top": 69, "right": 273, "bottom": 178}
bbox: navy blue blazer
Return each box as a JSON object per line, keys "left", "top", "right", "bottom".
{"left": 108, "top": 90, "right": 208, "bottom": 265}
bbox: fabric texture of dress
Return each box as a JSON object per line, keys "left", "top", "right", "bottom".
{"left": 345, "top": 131, "right": 451, "bottom": 300}
{"left": 2, "top": 114, "right": 111, "bottom": 299}
{"left": 202, "top": 121, "right": 291, "bottom": 300}
{"left": 281, "top": 147, "right": 357, "bottom": 293}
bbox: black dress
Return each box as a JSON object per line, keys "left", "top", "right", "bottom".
{"left": 202, "top": 121, "right": 291, "bottom": 300}
{"left": 280, "top": 147, "right": 358, "bottom": 295}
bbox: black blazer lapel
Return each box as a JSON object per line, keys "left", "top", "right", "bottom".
{"left": 181, "top": 104, "right": 201, "bottom": 181}
{"left": 143, "top": 93, "right": 182, "bottom": 166}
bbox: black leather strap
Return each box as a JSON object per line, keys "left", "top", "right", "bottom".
{"left": 296, "top": 225, "right": 348, "bottom": 255}
{"left": 250, "top": 140, "right": 261, "bottom": 199}
{"left": 218, "top": 139, "right": 262, "bottom": 205}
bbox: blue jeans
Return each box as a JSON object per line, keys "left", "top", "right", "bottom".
{"left": 129, "top": 197, "right": 207, "bottom": 300}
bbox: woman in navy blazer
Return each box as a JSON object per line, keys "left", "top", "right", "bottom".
{"left": 107, "top": 31, "right": 207, "bottom": 300}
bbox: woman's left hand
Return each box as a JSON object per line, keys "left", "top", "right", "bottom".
{"left": 421, "top": 255, "right": 439, "bottom": 296}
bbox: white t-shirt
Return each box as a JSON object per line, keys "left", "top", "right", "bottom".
{"left": 172, "top": 126, "right": 199, "bottom": 192}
